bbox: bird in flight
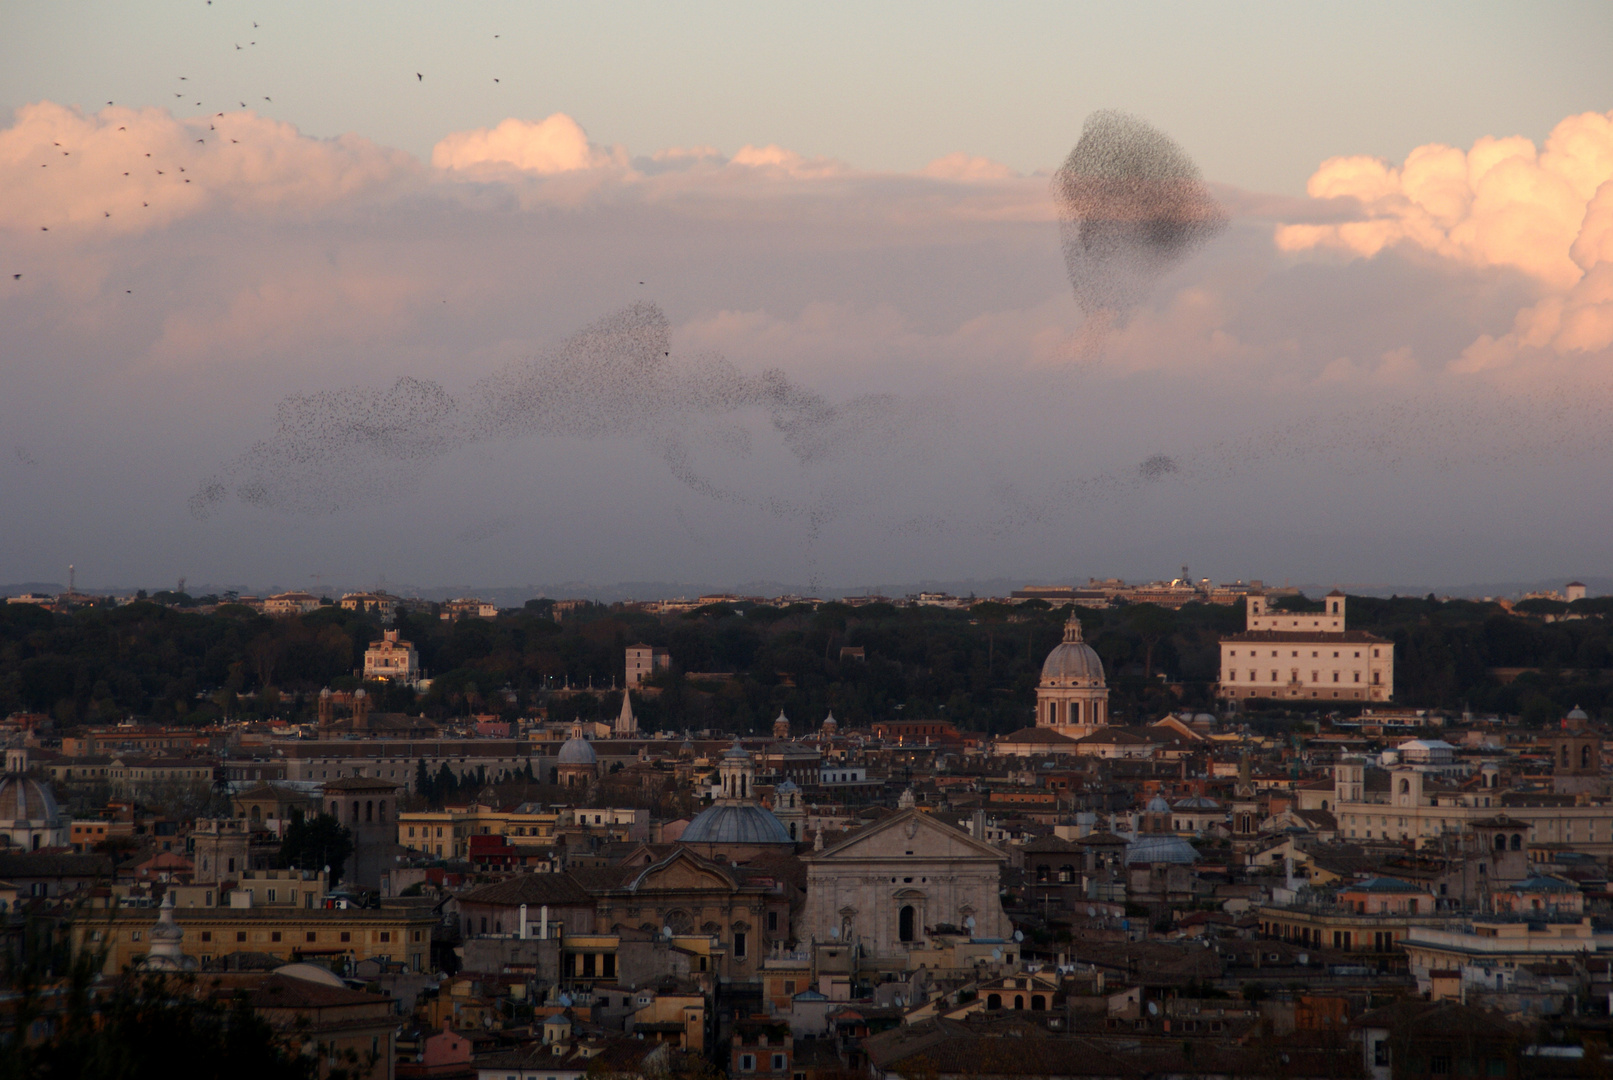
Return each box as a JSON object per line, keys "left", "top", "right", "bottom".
{"left": 264, "top": 96, "right": 271, "bottom": 102}
{"left": 417, "top": 73, "right": 423, "bottom": 81}
{"left": 13, "top": 274, "right": 20, "bottom": 280}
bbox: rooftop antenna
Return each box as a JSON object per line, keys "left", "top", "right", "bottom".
{"left": 177, "top": 576, "right": 185, "bottom": 596}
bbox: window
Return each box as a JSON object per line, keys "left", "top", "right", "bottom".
{"left": 740, "top": 1055, "right": 755, "bottom": 1072}
{"left": 201, "top": 931, "right": 212, "bottom": 942}
{"left": 307, "top": 931, "right": 317, "bottom": 942}
{"left": 734, "top": 933, "right": 747, "bottom": 959}
{"left": 340, "top": 931, "right": 351, "bottom": 943}
{"left": 271, "top": 931, "right": 281, "bottom": 942}
{"left": 379, "top": 931, "right": 391, "bottom": 943}
{"left": 898, "top": 905, "right": 915, "bottom": 943}
{"left": 772, "top": 1055, "right": 786, "bottom": 1071}
{"left": 768, "top": 911, "right": 778, "bottom": 932}
{"left": 986, "top": 994, "right": 1002, "bottom": 1009}
{"left": 267, "top": 889, "right": 276, "bottom": 903}
{"left": 236, "top": 931, "right": 247, "bottom": 942}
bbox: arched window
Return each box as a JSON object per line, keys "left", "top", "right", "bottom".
{"left": 1583, "top": 746, "right": 1592, "bottom": 769}
{"left": 789, "top": 822, "right": 797, "bottom": 840}
{"left": 1031, "top": 995, "right": 1046, "bottom": 1011}
{"left": 1059, "top": 865, "right": 1074, "bottom": 883}
{"left": 1398, "top": 779, "right": 1410, "bottom": 795}
{"left": 1494, "top": 834, "right": 1506, "bottom": 851}
{"left": 1070, "top": 701, "right": 1081, "bottom": 725}
{"left": 352, "top": 801, "right": 360, "bottom": 823}
{"left": 898, "top": 905, "right": 915, "bottom": 943}
{"left": 365, "top": 800, "right": 373, "bottom": 823}
{"left": 377, "top": 801, "right": 386, "bottom": 821}
{"left": 250, "top": 805, "right": 261, "bottom": 823}
{"left": 1563, "top": 747, "right": 1571, "bottom": 767}
{"left": 986, "top": 994, "right": 1001, "bottom": 1010}
{"left": 1035, "top": 865, "right": 1049, "bottom": 883}
{"left": 1511, "top": 834, "right": 1522, "bottom": 851}
{"left": 1013, "top": 995, "right": 1024, "bottom": 1010}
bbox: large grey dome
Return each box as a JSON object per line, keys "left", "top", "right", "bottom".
{"left": 681, "top": 802, "right": 793, "bottom": 846}
{"left": 1041, "top": 616, "right": 1105, "bottom": 683}
{"left": 0, "top": 773, "right": 63, "bottom": 827}
{"left": 1124, "top": 834, "right": 1199, "bottom": 865}
{"left": 557, "top": 733, "right": 597, "bottom": 765}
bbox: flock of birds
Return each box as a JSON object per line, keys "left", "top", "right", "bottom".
{"left": 189, "top": 302, "right": 921, "bottom": 529}
{"left": 11, "top": 11, "right": 513, "bottom": 288}
{"left": 27, "top": 17, "right": 1535, "bottom": 553}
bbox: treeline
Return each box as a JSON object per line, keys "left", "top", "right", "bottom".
{"left": 1, "top": 592, "right": 1610, "bottom": 735}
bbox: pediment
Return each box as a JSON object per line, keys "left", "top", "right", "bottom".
{"left": 630, "top": 850, "right": 736, "bottom": 893}
{"left": 809, "top": 809, "right": 1004, "bottom": 864}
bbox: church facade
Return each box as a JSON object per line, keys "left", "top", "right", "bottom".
{"left": 799, "top": 804, "right": 1010, "bottom": 961}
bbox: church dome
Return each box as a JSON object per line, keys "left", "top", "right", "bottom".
{"left": 557, "top": 733, "right": 597, "bottom": 765}
{"left": 680, "top": 802, "right": 793, "bottom": 846}
{"left": 1040, "top": 616, "right": 1105, "bottom": 683}
{"left": 1144, "top": 795, "right": 1172, "bottom": 814}
{"left": 1124, "top": 834, "right": 1199, "bottom": 864}
{"left": 0, "top": 773, "right": 63, "bottom": 828}
{"left": 776, "top": 778, "right": 799, "bottom": 794}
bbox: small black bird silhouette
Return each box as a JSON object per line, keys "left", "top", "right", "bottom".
{"left": 40, "top": 226, "right": 47, "bottom": 231}
{"left": 231, "top": 139, "right": 238, "bottom": 143}
{"left": 494, "top": 78, "right": 499, "bottom": 83}
{"left": 417, "top": 73, "right": 423, "bottom": 81}
{"left": 142, "top": 202, "right": 148, "bottom": 207}
{"left": 239, "top": 102, "right": 246, "bottom": 107}
{"left": 236, "top": 44, "right": 241, "bottom": 49}
{"left": 180, "top": 77, "right": 188, "bottom": 81}
{"left": 118, "top": 126, "right": 125, "bottom": 131}
{"left": 126, "top": 289, "right": 132, "bottom": 293}
{"left": 104, "top": 211, "right": 110, "bottom": 217}
{"left": 264, "top": 96, "right": 271, "bottom": 101}
{"left": 13, "top": 274, "right": 20, "bottom": 280}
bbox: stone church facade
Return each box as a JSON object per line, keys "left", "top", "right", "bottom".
{"left": 799, "top": 806, "right": 1009, "bottom": 960}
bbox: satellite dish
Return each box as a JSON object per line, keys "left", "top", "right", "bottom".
{"left": 964, "top": 915, "right": 976, "bottom": 929}
{"left": 1013, "top": 930, "right": 1024, "bottom": 943}
{"left": 1147, "top": 1001, "right": 1159, "bottom": 1016}
{"left": 1087, "top": 906, "right": 1097, "bottom": 917}
{"left": 991, "top": 947, "right": 1003, "bottom": 961}
{"left": 830, "top": 925, "right": 840, "bottom": 939}
{"left": 661, "top": 926, "right": 673, "bottom": 939}
{"left": 559, "top": 993, "right": 572, "bottom": 1006}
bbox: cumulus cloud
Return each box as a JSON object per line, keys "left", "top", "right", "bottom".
{"left": 430, "top": 113, "right": 625, "bottom": 175}
{"left": 0, "top": 101, "right": 414, "bottom": 234}
{"left": 1276, "top": 111, "right": 1613, "bottom": 288}
{"left": 1277, "top": 110, "right": 1613, "bottom": 369}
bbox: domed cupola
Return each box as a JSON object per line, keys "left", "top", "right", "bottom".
{"left": 1035, "top": 614, "right": 1109, "bottom": 740}
{"left": 555, "top": 723, "right": 598, "bottom": 789}
{"left": 0, "top": 749, "right": 69, "bottom": 852}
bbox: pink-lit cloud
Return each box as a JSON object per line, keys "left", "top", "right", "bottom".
{"left": 430, "top": 113, "right": 626, "bottom": 175}
{"left": 0, "top": 101, "right": 415, "bottom": 235}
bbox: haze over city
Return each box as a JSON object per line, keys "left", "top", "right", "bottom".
{"left": 4, "top": 2, "right": 1613, "bottom": 594}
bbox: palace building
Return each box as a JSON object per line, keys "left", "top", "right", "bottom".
{"left": 1218, "top": 592, "right": 1394, "bottom": 702}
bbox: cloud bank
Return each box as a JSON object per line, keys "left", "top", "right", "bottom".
{"left": 4, "top": 102, "right": 1613, "bottom": 588}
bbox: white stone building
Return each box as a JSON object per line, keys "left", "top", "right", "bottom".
{"left": 1218, "top": 592, "right": 1394, "bottom": 702}
{"left": 800, "top": 803, "right": 1010, "bottom": 960}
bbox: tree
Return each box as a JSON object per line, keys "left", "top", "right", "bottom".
{"left": 0, "top": 963, "right": 319, "bottom": 1080}
{"left": 276, "top": 810, "right": 354, "bottom": 888}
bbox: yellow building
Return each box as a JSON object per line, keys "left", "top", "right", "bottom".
{"left": 398, "top": 804, "right": 561, "bottom": 859}
{"left": 72, "top": 902, "right": 435, "bottom": 973}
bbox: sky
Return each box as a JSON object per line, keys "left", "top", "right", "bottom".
{"left": 3, "top": 3, "right": 1613, "bottom": 595}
